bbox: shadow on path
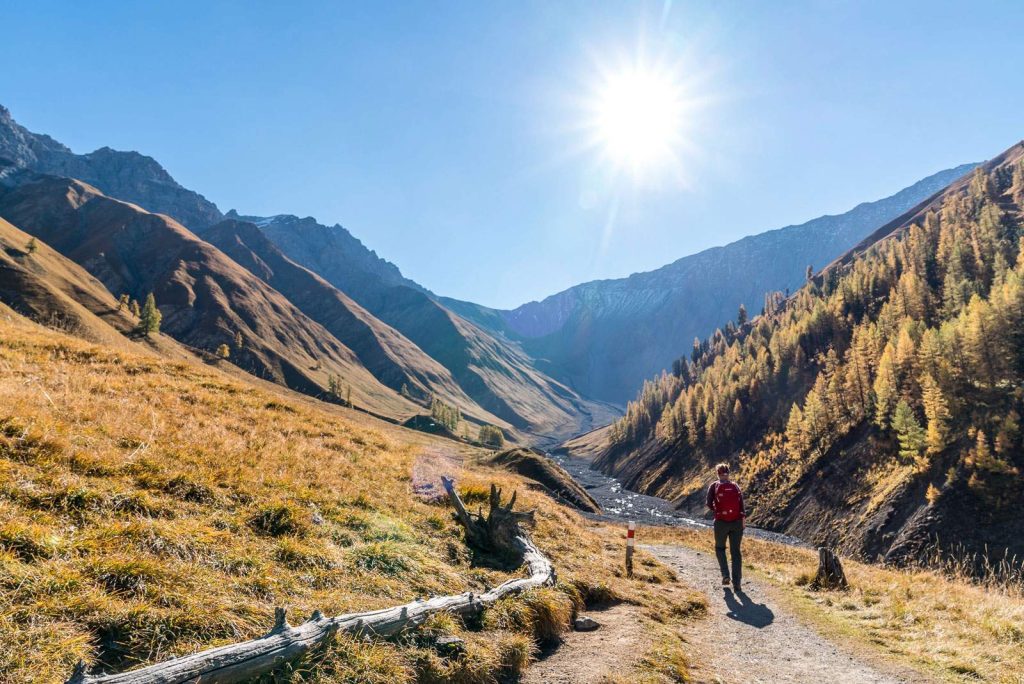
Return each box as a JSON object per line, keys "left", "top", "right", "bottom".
{"left": 723, "top": 588, "right": 774, "bottom": 628}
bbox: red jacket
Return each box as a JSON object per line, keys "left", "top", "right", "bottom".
{"left": 706, "top": 479, "right": 745, "bottom": 521}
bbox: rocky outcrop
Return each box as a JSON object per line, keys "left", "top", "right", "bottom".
{"left": 0, "top": 105, "right": 223, "bottom": 232}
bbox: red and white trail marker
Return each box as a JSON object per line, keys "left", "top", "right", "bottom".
{"left": 625, "top": 521, "right": 635, "bottom": 577}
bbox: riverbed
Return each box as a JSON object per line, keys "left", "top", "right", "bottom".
{"left": 547, "top": 451, "right": 807, "bottom": 547}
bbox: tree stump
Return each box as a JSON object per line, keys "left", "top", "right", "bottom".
{"left": 810, "top": 546, "right": 848, "bottom": 590}
{"left": 441, "top": 476, "right": 536, "bottom": 558}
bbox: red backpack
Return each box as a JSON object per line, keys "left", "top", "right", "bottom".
{"left": 714, "top": 481, "right": 743, "bottom": 522}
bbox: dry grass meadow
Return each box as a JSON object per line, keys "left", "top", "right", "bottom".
{"left": 0, "top": 310, "right": 705, "bottom": 683}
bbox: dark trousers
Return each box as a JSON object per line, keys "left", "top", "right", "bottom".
{"left": 714, "top": 519, "right": 743, "bottom": 585}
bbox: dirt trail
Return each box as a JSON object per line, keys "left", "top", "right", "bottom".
{"left": 520, "top": 543, "right": 931, "bottom": 683}
{"left": 646, "top": 544, "right": 929, "bottom": 684}
{"left": 520, "top": 603, "right": 646, "bottom": 683}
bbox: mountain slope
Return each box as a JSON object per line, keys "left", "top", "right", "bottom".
{"left": 454, "top": 164, "right": 978, "bottom": 405}
{"left": 203, "top": 218, "right": 508, "bottom": 427}
{"left": 246, "top": 212, "right": 618, "bottom": 440}
{"left": 0, "top": 173, "right": 418, "bottom": 418}
{"left": 0, "top": 215, "right": 162, "bottom": 353}
{"left": 596, "top": 142, "right": 1024, "bottom": 569}
{"left": 0, "top": 105, "right": 610, "bottom": 440}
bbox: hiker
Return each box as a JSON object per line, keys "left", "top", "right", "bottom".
{"left": 706, "top": 463, "right": 745, "bottom": 590}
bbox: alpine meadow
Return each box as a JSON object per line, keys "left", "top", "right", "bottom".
{"left": 2, "top": 3, "right": 1024, "bottom": 684}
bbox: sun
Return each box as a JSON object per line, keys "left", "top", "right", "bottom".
{"left": 592, "top": 66, "right": 685, "bottom": 173}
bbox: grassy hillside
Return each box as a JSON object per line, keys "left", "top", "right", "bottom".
{"left": 600, "top": 143, "right": 1024, "bottom": 568}
{"left": 204, "top": 218, "right": 509, "bottom": 431}
{"left": 0, "top": 311, "right": 701, "bottom": 683}
{"left": 0, "top": 174, "right": 423, "bottom": 419}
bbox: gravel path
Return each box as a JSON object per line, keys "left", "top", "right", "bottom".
{"left": 646, "top": 544, "right": 928, "bottom": 684}
{"left": 520, "top": 603, "right": 645, "bottom": 683}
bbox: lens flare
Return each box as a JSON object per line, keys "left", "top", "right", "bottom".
{"left": 594, "top": 67, "right": 684, "bottom": 172}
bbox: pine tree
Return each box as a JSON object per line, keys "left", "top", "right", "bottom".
{"left": 345, "top": 384, "right": 352, "bottom": 408}
{"left": 234, "top": 330, "right": 244, "bottom": 349}
{"left": 737, "top": 304, "right": 748, "bottom": 327}
{"left": 137, "top": 293, "right": 161, "bottom": 335}
{"left": 806, "top": 264, "right": 814, "bottom": 282}
{"left": 117, "top": 294, "right": 130, "bottom": 312}
{"left": 216, "top": 344, "right": 231, "bottom": 359}
{"left": 130, "top": 299, "right": 141, "bottom": 317}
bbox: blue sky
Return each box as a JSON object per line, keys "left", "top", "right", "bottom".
{"left": 2, "top": 1, "right": 1022, "bottom": 308}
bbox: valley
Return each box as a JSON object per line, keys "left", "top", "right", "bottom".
{"left": 1, "top": 102, "right": 1023, "bottom": 683}
{"left": 596, "top": 142, "right": 1024, "bottom": 584}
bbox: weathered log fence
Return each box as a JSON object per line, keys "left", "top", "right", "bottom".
{"left": 67, "top": 479, "right": 554, "bottom": 684}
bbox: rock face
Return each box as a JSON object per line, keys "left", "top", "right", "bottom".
{"left": 228, "top": 211, "right": 422, "bottom": 304}
{"left": 0, "top": 105, "right": 223, "bottom": 232}
{"left": 450, "top": 163, "right": 978, "bottom": 405}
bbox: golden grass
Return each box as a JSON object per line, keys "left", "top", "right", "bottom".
{"left": 641, "top": 525, "right": 1024, "bottom": 683}
{"left": 0, "top": 314, "right": 703, "bottom": 683}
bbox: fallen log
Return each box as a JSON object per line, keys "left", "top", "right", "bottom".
{"left": 810, "top": 546, "right": 848, "bottom": 590}
{"left": 67, "top": 479, "right": 554, "bottom": 684}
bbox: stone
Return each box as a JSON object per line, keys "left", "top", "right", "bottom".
{"left": 434, "top": 635, "right": 466, "bottom": 657}
{"left": 573, "top": 616, "right": 600, "bottom": 632}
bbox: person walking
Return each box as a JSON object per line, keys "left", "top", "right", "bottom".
{"left": 706, "top": 463, "right": 745, "bottom": 590}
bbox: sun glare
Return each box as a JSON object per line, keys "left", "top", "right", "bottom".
{"left": 593, "top": 67, "right": 685, "bottom": 173}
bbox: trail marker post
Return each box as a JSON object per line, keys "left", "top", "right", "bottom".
{"left": 625, "top": 521, "right": 635, "bottom": 577}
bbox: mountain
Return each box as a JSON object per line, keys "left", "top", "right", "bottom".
{"left": 0, "top": 104, "right": 613, "bottom": 440}
{"left": 595, "top": 141, "right": 1024, "bottom": 568}
{"left": 203, "top": 217, "right": 508, "bottom": 426}
{"left": 0, "top": 105, "right": 223, "bottom": 231}
{"left": 226, "top": 211, "right": 424, "bottom": 304}
{"left": 0, "top": 171, "right": 419, "bottom": 418}
{"left": 243, "top": 212, "right": 618, "bottom": 440}
{"left": 451, "top": 164, "right": 978, "bottom": 405}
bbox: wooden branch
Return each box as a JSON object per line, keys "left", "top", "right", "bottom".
{"left": 810, "top": 547, "right": 848, "bottom": 590}
{"left": 67, "top": 479, "right": 554, "bottom": 684}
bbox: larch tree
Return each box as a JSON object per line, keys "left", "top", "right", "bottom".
{"left": 137, "top": 293, "right": 162, "bottom": 335}
{"left": 873, "top": 342, "right": 899, "bottom": 430}
{"left": 920, "top": 373, "right": 951, "bottom": 455}
{"left": 892, "top": 400, "right": 926, "bottom": 465}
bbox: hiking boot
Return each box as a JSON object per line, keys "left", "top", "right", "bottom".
{"left": 722, "top": 577, "right": 731, "bottom": 587}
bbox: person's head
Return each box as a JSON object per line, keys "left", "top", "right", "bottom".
{"left": 716, "top": 463, "right": 730, "bottom": 480}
